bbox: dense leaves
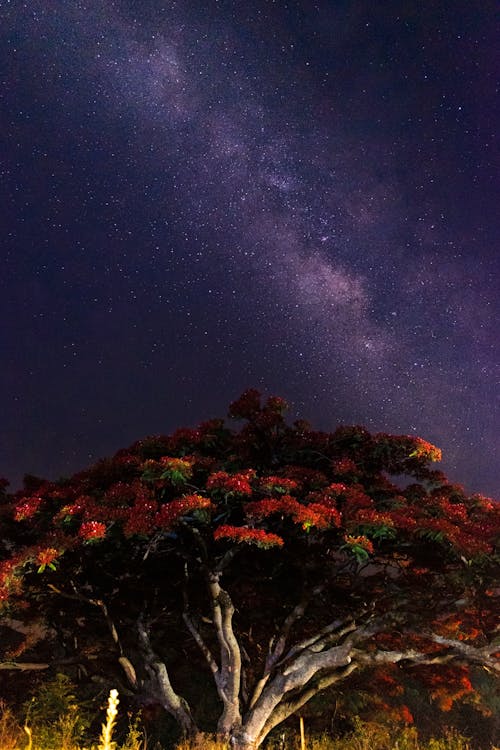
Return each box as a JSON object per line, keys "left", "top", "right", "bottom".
{"left": 0, "top": 391, "right": 498, "bottom": 749}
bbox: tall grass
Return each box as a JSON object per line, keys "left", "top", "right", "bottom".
{"left": 0, "top": 694, "right": 492, "bottom": 750}
{"left": 0, "top": 689, "right": 145, "bottom": 750}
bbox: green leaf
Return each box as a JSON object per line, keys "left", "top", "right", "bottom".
{"left": 372, "top": 525, "right": 396, "bottom": 540}
{"left": 352, "top": 545, "right": 369, "bottom": 561}
{"left": 160, "top": 469, "right": 186, "bottom": 485}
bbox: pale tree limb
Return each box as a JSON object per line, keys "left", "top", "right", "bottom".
{"left": 428, "top": 633, "right": 500, "bottom": 672}
{"left": 207, "top": 570, "right": 243, "bottom": 735}
{"left": 0, "top": 661, "right": 50, "bottom": 671}
{"left": 249, "top": 585, "right": 324, "bottom": 709}
{"left": 180, "top": 536, "right": 244, "bottom": 735}
{"left": 0, "top": 655, "right": 100, "bottom": 671}
{"left": 277, "top": 618, "right": 359, "bottom": 669}
{"left": 239, "top": 630, "right": 366, "bottom": 747}
{"left": 250, "top": 632, "right": 497, "bottom": 749}
{"left": 256, "top": 662, "right": 359, "bottom": 745}
{"left": 137, "top": 615, "right": 198, "bottom": 737}
{"left": 351, "top": 633, "right": 500, "bottom": 672}
{"left": 182, "top": 566, "right": 221, "bottom": 691}
{"left": 182, "top": 609, "right": 221, "bottom": 682}
{"left": 47, "top": 582, "right": 138, "bottom": 689}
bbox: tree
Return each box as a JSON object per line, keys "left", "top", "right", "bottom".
{"left": 1, "top": 390, "right": 499, "bottom": 750}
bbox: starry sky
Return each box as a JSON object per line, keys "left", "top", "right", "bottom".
{"left": 1, "top": 0, "right": 499, "bottom": 497}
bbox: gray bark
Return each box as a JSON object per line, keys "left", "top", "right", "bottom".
{"left": 207, "top": 571, "right": 243, "bottom": 736}
{"left": 237, "top": 634, "right": 360, "bottom": 748}
{"left": 137, "top": 617, "right": 198, "bottom": 736}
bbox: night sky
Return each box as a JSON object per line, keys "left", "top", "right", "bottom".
{"left": 1, "top": 1, "right": 499, "bottom": 497}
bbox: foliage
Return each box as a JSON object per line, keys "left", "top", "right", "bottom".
{"left": 0, "top": 390, "right": 498, "bottom": 750}
{"left": 0, "top": 689, "right": 147, "bottom": 750}
{"left": 0, "top": 697, "right": 485, "bottom": 750}
{"left": 23, "top": 673, "right": 90, "bottom": 749}
{"left": 0, "top": 701, "right": 24, "bottom": 750}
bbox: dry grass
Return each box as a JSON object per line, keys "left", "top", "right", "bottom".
{"left": 0, "top": 696, "right": 490, "bottom": 750}
{"left": 174, "top": 736, "right": 228, "bottom": 750}
{"left": 0, "top": 701, "right": 25, "bottom": 750}
{"left": 0, "top": 689, "right": 146, "bottom": 750}
{"left": 172, "top": 726, "right": 483, "bottom": 750}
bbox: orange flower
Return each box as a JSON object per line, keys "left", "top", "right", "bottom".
{"left": 345, "top": 534, "right": 374, "bottom": 554}
{"left": 214, "top": 525, "right": 284, "bottom": 549}
{"left": 37, "top": 548, "right": 59, "bottom": 566}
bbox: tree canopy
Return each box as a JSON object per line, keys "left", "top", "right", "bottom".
{"left": 1, "top": 390, "right": 499, "bottom": 749}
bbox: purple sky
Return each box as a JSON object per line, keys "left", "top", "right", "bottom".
{"left": 1, "top": 0, "right": 498, "bottom": 497}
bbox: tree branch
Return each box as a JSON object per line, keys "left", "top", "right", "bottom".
{"left": 207, "top": 571, "right": 243, "bottom": 734}
{"left": 249, "top": 585, "right": 323, "bottom": 709}
{"left": 277, "top": 618, "right": 358, "bottom": 668}
{"left": 47, "top": 582, "right": 138, "bottom": 688}
{"left": 0, "top": 654, "right": 103, "bottom": 671}
{"left": 428, "top": 634, "right": 500, "bottom": 672}
{"left": 239, "top": 631, "right": 367, "bottom": 748}
{"left": 240, "top": 617, "right": 387, "bottom": 746}
{"left": 182, "top": 566, "right": 221, "bottom": 689}
{"left": 137, "top": 615, "right": 198, "bottom": 736}
{"left": 0, "top": 661, "right": 51, "bottom": 671}
{"left": 257, "top": 662, "right": 359, "bottom": 744}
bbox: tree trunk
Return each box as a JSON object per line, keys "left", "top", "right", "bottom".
{"left": 137, "top": 617, "right": 199, "bottom": 737}
{"left": 207, "top": 572, "right": 243, "bottom": 736}
{"left": 149, "top": 659, "right": 199, "bottom": 737}
{"left": 229, "top": 728, "right": 260, "bottom": 750}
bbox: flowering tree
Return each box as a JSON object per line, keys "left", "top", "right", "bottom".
{"left": 1, "top": 390, "right": 499, "bottom": 750}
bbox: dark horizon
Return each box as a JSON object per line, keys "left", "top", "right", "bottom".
{"left": 1, "top": 1, "right": 498, "bottom": 498}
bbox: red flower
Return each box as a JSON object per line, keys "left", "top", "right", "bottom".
{"left": 36, "top": 547, "right": 60, "bottom": 572}
{"left": 14, "top": 496, "right": 43, "bottom": 521}
{"left": 37, "top": 548, "right": 59, "bottom": 566}
{"left": 278, "top": 466, "right": 328, "bottom": 490}
{"left": 327, "top": 483, "right": 348, "bottom": 496}
{"left": 214, "top": 525, "right": 284, "bottom": 549}
{"left": 391, "top": 705, "right": 414, "bottom": 724}
{"left": 332, "top": 457, "right": 357, "bottom": 475}
{"left": 388, "top": 509, "right": 418, "bottom": 531}
{"left": 258, "top": 476, "right": 299, "bottom": 494}
{"left": 207, "top": 470, "right": 255, "bottom": 496}
{"left": 160, "top": 456, "right": 194, "bottom": 481}
{"left": 245, "top": 496, "right": 341, "bottom": 531}
{"left": 0, "top": 551, "right": 35, "bottom": 602}
{"left": 353, "top": 509, "right": 394, "bottom": 527}
{"left": 122, "top": 490, "right": 159, "bottom": 536}
{"left": 79, "top": 521, "right": 106, "bottom": 540}
{"left": 170, "top": 427, "right": 201, "bottom": 449}
{"left": 342, "top": 487, "right": 375, "bottom": 518}
{"left": 418, "top": 665, "right": 475, "bottom": 711}
{"left": 471, "top": 494, "right": 495, "bottom": 512}
{"left": 344, "top": 534, "right": 374, "bottom": 554}
{"left": 408, "top": 437, "right": 442, "bottom": 462}
{"left": 245, "top": 498, "right": 283, "bottom": 518}
{"left": 306, "top": 503, "right": 341, "bottom": 528}
{"left": 154, "top": 494, "right": 214, "bottom": 529}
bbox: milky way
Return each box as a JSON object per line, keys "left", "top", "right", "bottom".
{"left": 1, "top": 0, "right": 498, "bottom": 496}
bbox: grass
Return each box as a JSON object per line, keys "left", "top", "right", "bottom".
{"left": 0, "top": 689, "right": 144, "bottom": 750}
{"left": 0, "top": 692, "right": 494, "bottom": 750}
